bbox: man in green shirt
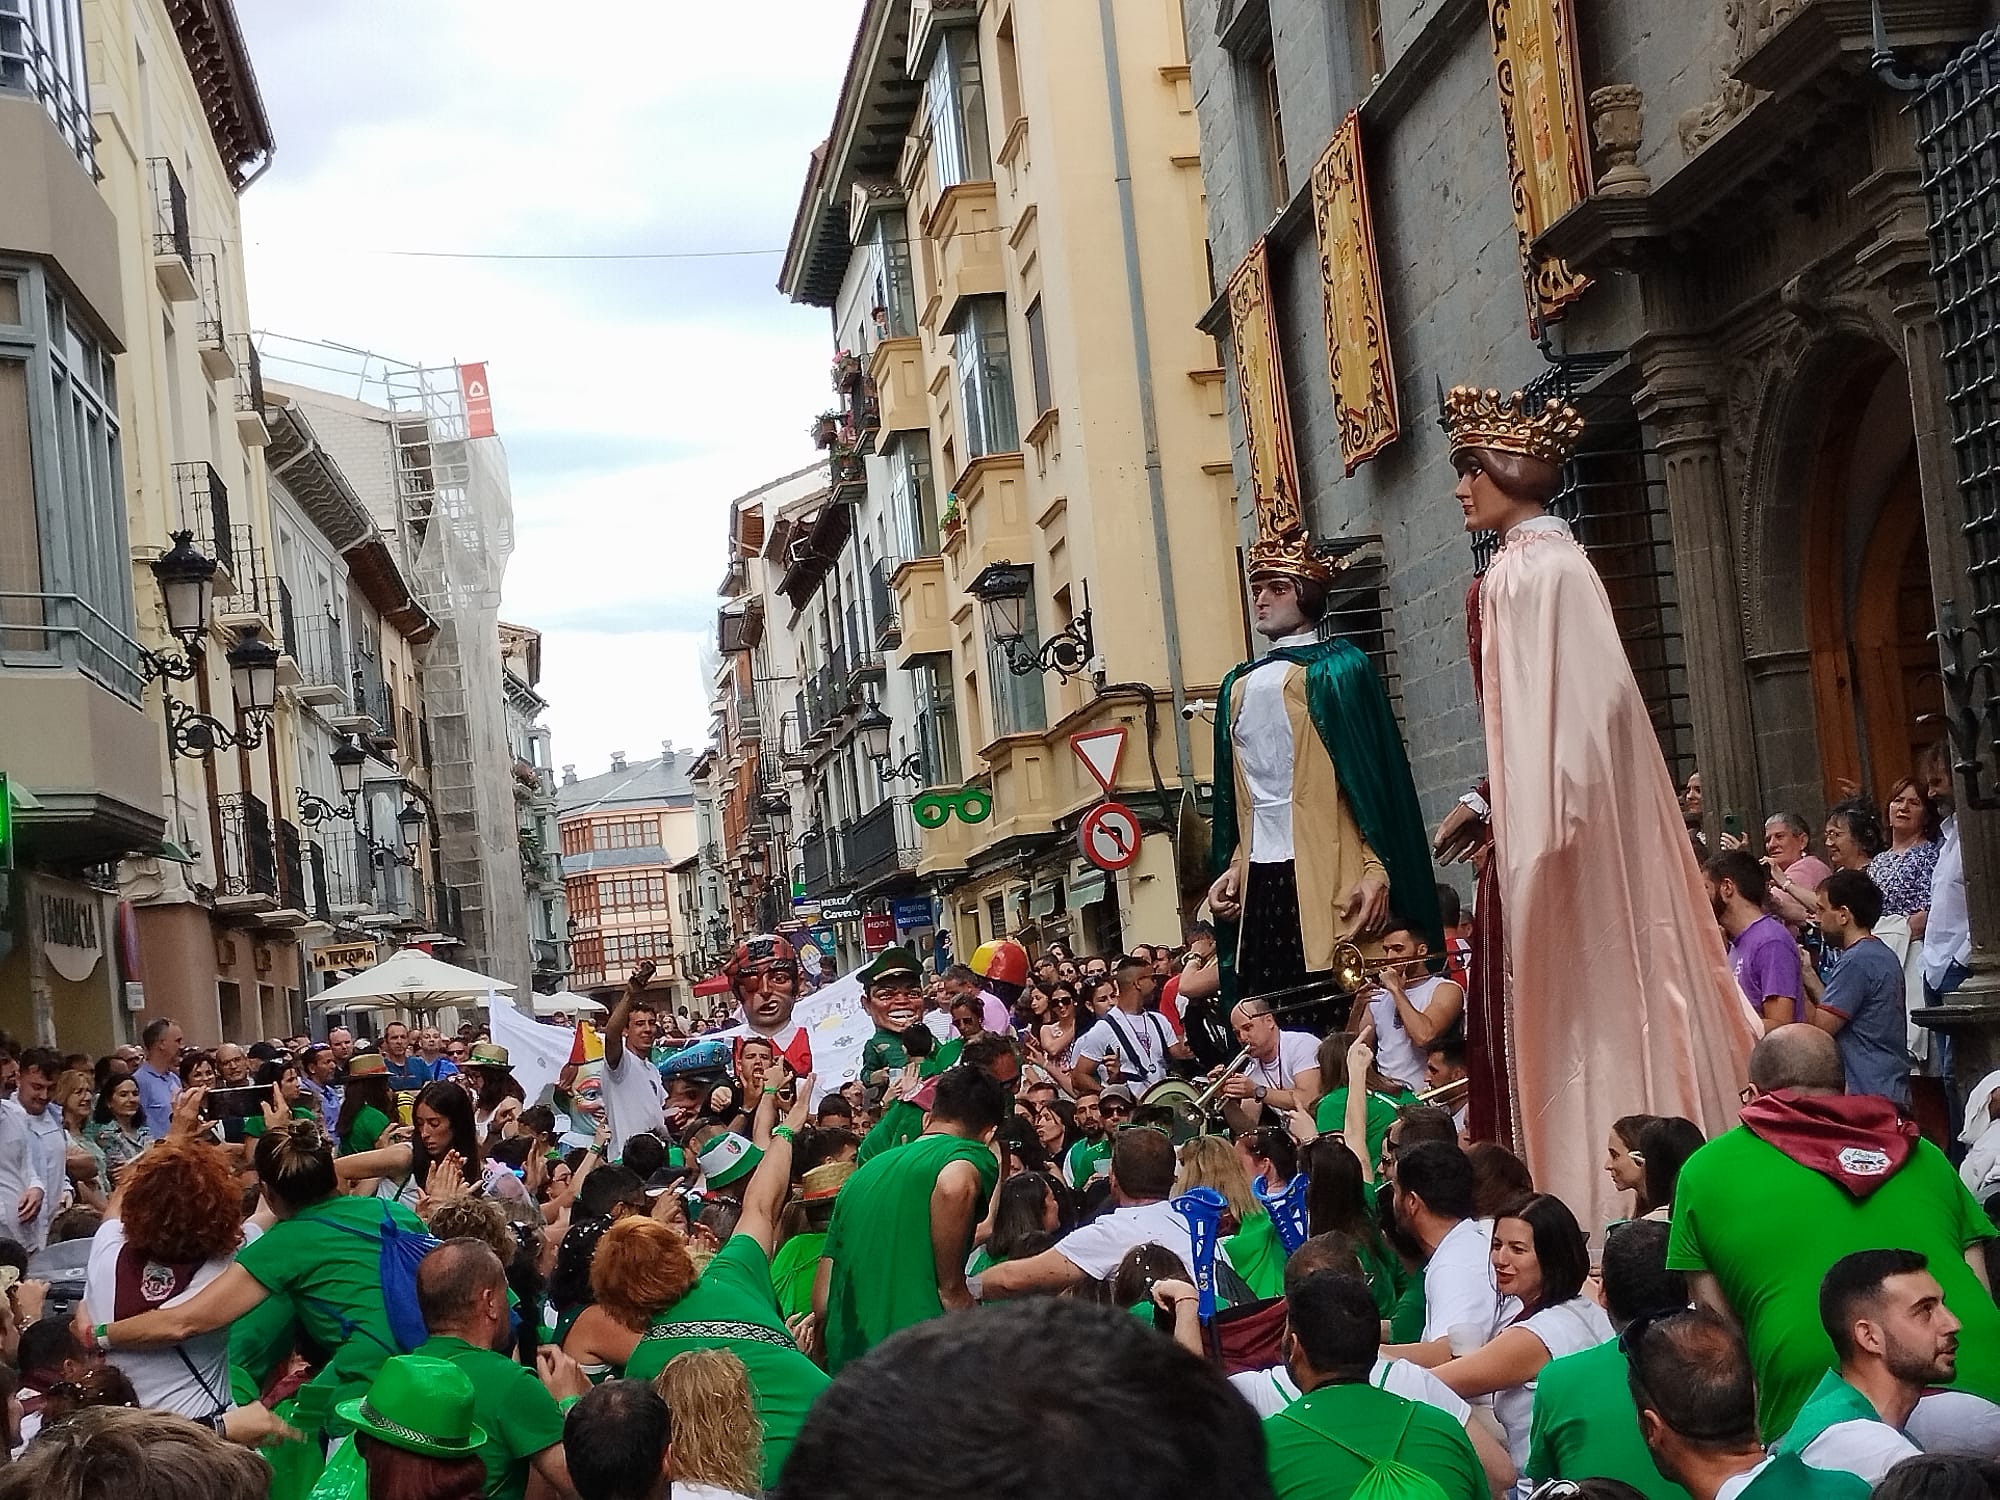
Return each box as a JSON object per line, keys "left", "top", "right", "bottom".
{"left": 816, "top": 1064, "right": 1008, "bottom": 1372}
{"left": 1667, "top": 1026, "right": 2000, "bottom": 1439}
{"left": 1527, "top": 1219, "right": 1692, "bottom": 1500}
{"left": 412, "top": 1238, "right": 581, "bottom": 1500}
{"left": 1626, "top": 1307, "right": 1869, "bottom": 1500}
{"left": 1263, "top": 1270, "right": 1484, "bottom": 1500}
{"left": 623, "top": 1067, "right": 826, "bottom": 1488}
{"left": 1063, "top": 1087, "right": 1121, "bottom": 1188}
{"left": 1773, "top": 1249, "right": 1956, "bottom": 1484}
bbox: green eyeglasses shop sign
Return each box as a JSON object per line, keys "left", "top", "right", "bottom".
{"left": 912, "top": 787, "right": 992, "bottom": 828}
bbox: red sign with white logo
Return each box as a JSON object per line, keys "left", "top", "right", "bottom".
{"left": 862, "top": 912, "right": 895, "bottom": 951}
{"left": 459, "top": 363, "right": 495, "bottom": 439}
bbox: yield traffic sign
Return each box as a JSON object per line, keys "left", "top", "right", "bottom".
{"left": 1070, "top": 726, "right": 1127, "bottom": 796}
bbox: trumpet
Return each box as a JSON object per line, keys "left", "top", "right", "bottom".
{"left": 1191, "top": 1046, "right": 1254, "bottom": 1115}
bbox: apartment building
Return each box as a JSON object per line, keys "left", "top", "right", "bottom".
{"left": 501, "top": 621, "right": 568, "bottom": 994}
{"left": 780, "top": 0, "right": 1245, "bottom": 958}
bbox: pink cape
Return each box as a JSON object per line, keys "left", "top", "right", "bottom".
{"left": 1481, "top": 526, "right": 1759, "bottom": 1230}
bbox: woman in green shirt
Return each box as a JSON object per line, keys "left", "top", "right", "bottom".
{"left": 768, "top": 1160, "right": 852, "bottom": 1319}
{"left": 86, "top": 1116, "right": 424, "bottom": 1439}
{"left": 623, "top": 1072, "right": 825, "bottom": 1488}
{"left": 1303, "top": 1134, "right": 1424, "bottom": 1340}
{"left": 240, "top": 1059, "right": 319, "bottom": 1141}
{"left": 335, "top": 1057, "right": 397, "bottom": 1158}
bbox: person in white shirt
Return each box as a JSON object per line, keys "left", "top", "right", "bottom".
{"left": 1216, "top": 998, "right": 1321, "bottom": 1134}
{"left": 1351, "top": 923, "right": 1465, "bottom": 1094}
{"left": 1182, "top": 1233, "right": 1515, "bottom": 1494}
{"left": 1777, "top": 1249, "right": 1956, "bottom": 1484}
{"left": 1070, "top": 955, "right": 1191, "bottom": 1094}
{"left": 599, "top": 959, "right": 667, "bottom": 1149}
{"left": 1431, "top": 1193, "right": 1615, "bottom": 1493}
{"left": 974, "top": 1128, "right": 1191, "bottom": 1297}
{"left": 1921, "top": 743, "right": 1970, "bottom": 1002}
{"left": 1381, "top": 1141, "right": 1499, "bottom": 1369}
{"left": 0, "top": 1050, "right": 65, "bottom": 1252}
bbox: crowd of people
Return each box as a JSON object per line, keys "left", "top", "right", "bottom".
{"left": 0, "top": 772, "right": 1990, "bottom": 1500}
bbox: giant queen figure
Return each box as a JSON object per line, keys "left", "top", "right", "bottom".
{"left": 1207, "top": 529, "right": 1442, "bottom": 1009}
{"left": 1433, "top": 385, "right": 1758, "bottom": 1225}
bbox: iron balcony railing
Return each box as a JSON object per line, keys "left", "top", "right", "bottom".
{"left": 172, "top": 461, "right": 233, "bottom": 577}
{"left": 146, "top": 157, "right": 190, "bottom": 264}
{"left": 194, "top": 252, "right": 224, "bottom": 348}
{"left": 319, "top": 829, "right": 377, "bottom": 912}
{"left": 869, "top": 557, "right": 898, "bottom": 647}
{"left": 432, "top": 881, "right": 464, "bottom": 937}
{"left": 0, "top": 1, "right": 94, "bottom": 171}
{"left": 305, "top": 840, "right": 331, "bottom": 922}
{"left": 222, "top": 527, "right": 280, "bottom": 625}
{"left": 0, "top": 591, "right": 148, "bottom": 705}
{"left": 276, "top": 817, "right": 306, "bottom": 911}
{"left": 351, "top": 652, "right": 391, "bottom": 725}
{"left": 800, "top": 829, "right": 842, "bottom": 898}
{"left": 233, "top": 334, "right": 265, "bottom": 415}
{"left": 844, "top": 798, "right": 921, "bottom": 890}
{"left": 288, "top": 612, "right": 344, "bottom": 691}
{"left": 216, "top": 791, "right": 277, "bottom": 900}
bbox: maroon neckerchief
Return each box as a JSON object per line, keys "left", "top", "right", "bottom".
{"left": 1738, "top": 1089, "right": 1917, "bottom": 1198}
{"left": 111, "top": 1244, "right": 206, "bottom": 1320}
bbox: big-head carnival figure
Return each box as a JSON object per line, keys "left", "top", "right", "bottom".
{"left": 1432, "top": 385, "right": 1757, "bottom": 1225}
{"left": 1207, "top": 529, "right": 1441, "bottom": 1008}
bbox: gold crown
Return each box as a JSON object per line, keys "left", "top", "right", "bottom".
{"left": 1246, "top": 531, "right": 1335, "bottom": 588}
{"left": 1442, "top": 386, "right": 1585, "bottom": 468}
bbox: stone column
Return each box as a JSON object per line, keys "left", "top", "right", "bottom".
{"left": 1632, "top": 339, "right": 1763, "bottom": 840}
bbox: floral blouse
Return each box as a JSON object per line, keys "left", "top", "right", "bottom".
{"left": 85, "top": 1118, "right": 151, "bottom": 1173}
{"left": 1869, "top": 840, "right": 1942, "bottom": 918}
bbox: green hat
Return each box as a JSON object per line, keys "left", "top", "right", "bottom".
{"left": 697, "top": 1131, "right": 763, "bottom": 1189}
{"left": 335, "top": 1355, "right": 489, "bottom": 1459}
{"left": 862, "top": 946, "right": 922, "bottom": 987}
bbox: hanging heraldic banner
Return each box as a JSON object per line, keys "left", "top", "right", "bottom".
{"left": 1225, "top": 240, "right": 1304, "bottom": 540}
{"left": 1487, "top": 0, "right": 1593, "bottom": 327}
{"left": 1312, "top": 112, "right": 1399, "bottom": 475}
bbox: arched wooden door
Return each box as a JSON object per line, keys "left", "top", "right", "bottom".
{"left": 1803, "top": 360, "right": 1941, "bottom": 803}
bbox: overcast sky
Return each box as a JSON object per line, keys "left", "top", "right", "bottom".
{"left": 234, "top": 1, "right": 860, "bottom": 778}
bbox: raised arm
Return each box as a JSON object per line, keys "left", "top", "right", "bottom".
{"left": 736, "top": 1073, "right": 812, "bottom": 1257}
{"left": 98, "top": 1262, "right": 268, "bottom": 1348}
{"left": 1344, "top": 1026, "right": 1376, "bottom": 1181}
{"left": 602, "top": 959, "right": 656, "bottom": 1068}
{"left": 335, "top": 1142, "right": 415, "bottom": 1183}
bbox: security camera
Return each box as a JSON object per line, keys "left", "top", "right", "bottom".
{"left": 1181, "top": 698, "right": 1215, "bottom": 721}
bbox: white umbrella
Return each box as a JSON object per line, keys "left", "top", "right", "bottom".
{"left": 313, "top": 947, "right": 516, "bottom": 1009}
{"left": 532, "top": 990, "right": 605, "bottom": 1017}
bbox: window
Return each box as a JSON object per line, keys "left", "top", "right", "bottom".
{"left": 566, "top": 876, "right": 598, "bottom": 923}
{"left": 995, "top": 12, "right": 1023, "bottom": 127}
{"left": 986, "top": 589, "right": 1047, "bottom": 738}
{"left": 872, "top": 211, "right": 917, "bottom": 340}
{"left": 913, "top": 656, "right": 962, "bottom": 786}
{"left": 987, "top": 895, "right": 1008, "bottom": 940}
{"left": 1354, "top": 0, "right": 1385, "bottom": 84}
{"left": 0, "top": 264, "right": 135, "bottom": 701}
{"left": 0, "top": 0, "right": 93, "bottom": 169}
{"left": 1024, "top": 297, "right": 1053, "bottom": 419}
{"left": 891, "top": 436, "right": 939, "bottom": 558}
{"left": 564, "top": 816, "right": 661, "bottom": 854}
{"left": 1250, "top": 45, "right": 1287, "bottom": 214}
{"left": 955, "top": 297, "right": 1019, "bottom": 459}
{"left": 927, "top": 27, "right": 992, "bottom": 191}
{"left": 598, "top": 872, "right": 668, "bottom": 912}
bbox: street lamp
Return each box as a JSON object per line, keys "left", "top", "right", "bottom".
{"left": 856, "top": 701, "right": 893, "bottom": 762}
{"left": 397, "top": 799, "right": 427, "bottom": 852}
{"left": 967, "top": 562, "right": 1096, "bottom": 681}
{"left": 163, "top": 624, "right": 282, "bottom": 759}
{"left": 228, "top": 625, "right": 281, "bottom": 718}
{"left": 332, "top": 736, "right": 368, "bottom": 799}
{"left": 142, "top": 532, "right": 217, "bottom": 680}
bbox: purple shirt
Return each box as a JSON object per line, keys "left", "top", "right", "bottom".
{"left": 1729, "top": 914, "right": 1803, "bottom": 1021}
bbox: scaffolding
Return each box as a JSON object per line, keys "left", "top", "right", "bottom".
{"left": 255, "top": 334, "right": 530, "bottom": 994}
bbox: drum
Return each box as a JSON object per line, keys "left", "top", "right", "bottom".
{"left": 1138, "top": 1077, "right": 1208, "bottom": 1144}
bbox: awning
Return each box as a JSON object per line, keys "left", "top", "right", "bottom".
{"left": 1067, "top": 870, "right": 1109, "bottom": 910}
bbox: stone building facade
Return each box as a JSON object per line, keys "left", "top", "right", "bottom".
{"left": 1183, "top": 0, "right": 2000, "bottom": 983}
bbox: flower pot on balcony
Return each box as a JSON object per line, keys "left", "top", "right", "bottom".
{"left": 831, "top": 349, "right": 865, "bottom": 393}
{"left": 812, "top": 412, "right": 841, "bottom": 450}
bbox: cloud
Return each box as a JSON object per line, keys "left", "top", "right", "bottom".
{"left": 234, "top": 0, "right": 861, "bottom": 773}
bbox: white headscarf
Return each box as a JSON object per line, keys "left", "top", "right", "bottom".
{"left": 1961, "top": 1069, "right": 2000, "bottom": 1146}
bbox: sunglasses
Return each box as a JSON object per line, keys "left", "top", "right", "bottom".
{"left": 1098, "top": 1102, "right": 1131, "bottom": 1117}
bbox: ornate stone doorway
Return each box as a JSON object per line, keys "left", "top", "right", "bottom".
{"left": 1800, "top": 355, "right": 1942, "bottom": 803}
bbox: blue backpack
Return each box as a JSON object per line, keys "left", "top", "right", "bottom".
{"left": 309, "top": 1203, "right": 440, "bottom": 1354}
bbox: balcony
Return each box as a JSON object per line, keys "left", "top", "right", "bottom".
{"left": 334, "top": 655, "right": 390, "bottom": 735}
{"left": 734, "top": 693, "right": 762, "bottom": 743}
{"left": 286, "top": 612, "right": 346, "bottom": 705}
{"left": 265, "top": 817, "right": 312, "bottom": 927}
{"left": 949, "top": 452, "right": 1031, "bottom": 581}
{"left": 828, "top": 443, "right": 866, "bottom": 503}
{"left": 869, "top": 336, "right": 927, "bottom": 435}
{"left": 147, "top": 157, "right": 197, "bottom": 302}
{"left": 215, "top": 792, "right": 278, "bottom": 915}
{"left": 924, "top": 180, "right": 1003, "bottom": 332}
{"left": 305, "top": 841, "right": 331, "bottom": 923}
{"left": 432, "top": 881, "right": 464, "bottom": 938}
{"left": 800, "top": 829, "right": 843, "bottom": 899}
{"left": 890, "top": 557, "right": 949, "bottom": 667}
{"left": 172, "top": 462, "right": 234, "bottom": 585}
{"left": 845, "top": 798, "right": 921, "bottom": 892}
{"left": 194, "top": 253, "right": 233, "bottom": 379}
{"left": 869, "top": 557, "right": 899, "bottom": 651}
{"left": 319, "top": 829, "right": 379, "bottom": 915}
{"left": 780, "top": 709, "right": 811, "bottom": 770}
{"left": 233, "top": 335, "right": 269, "bottom": 446}
{"left": 532, "top": 937, "right": 568, "bottom": 978}
{"left": 215, "top": 528, "right": 280, "bottom": 643}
